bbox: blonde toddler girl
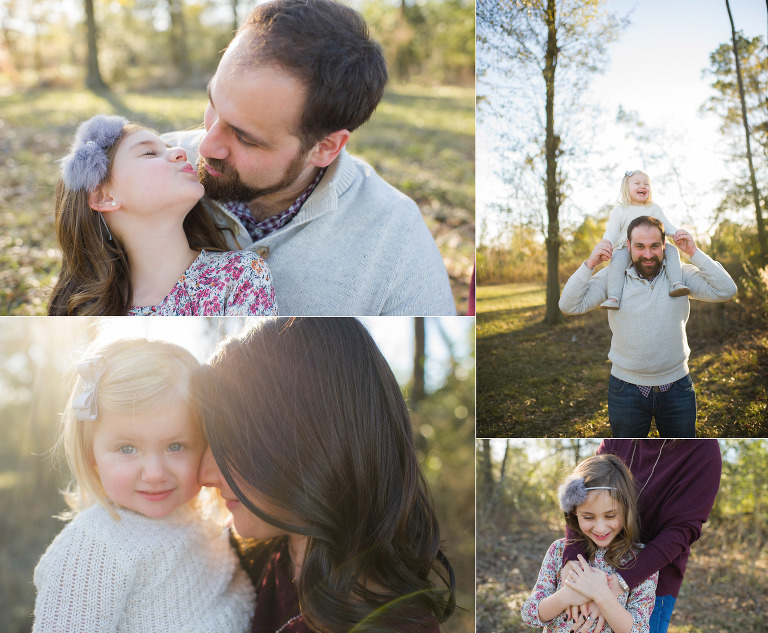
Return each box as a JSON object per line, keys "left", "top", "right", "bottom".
{"left": 600, "top": 170, "right": 689, "bottom": 310}
{"left": 32, "top": 338, "right": 254, "bottom": 633}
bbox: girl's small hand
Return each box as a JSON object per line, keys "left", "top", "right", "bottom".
{"left": 570, "top": 602, "right": 605, "bottom": 633}
{"left": 673, "top": 229, "right": 697, "bottom": 257}
{"left": 565, "top": 555, "right": 610, "bottom": 602}
{"left": 587, "top": 240, "right": 614, "bottom": 269}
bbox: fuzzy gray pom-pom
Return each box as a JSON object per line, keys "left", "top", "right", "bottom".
{"left": 558, "top": 475, "right": 588, "bottom": 513}
{"left": 60, "top": 114, "right": 128, "bottom": 192}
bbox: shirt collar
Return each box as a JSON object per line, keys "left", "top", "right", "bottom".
{"left": 223, "top": 167, "right": 326, "bottom": 243}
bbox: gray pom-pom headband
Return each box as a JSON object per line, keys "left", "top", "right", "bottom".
{"left": 558, "top": 475, "right": 616, "bottom": 513}
{"left": 60, "top": 114, "right": 129, "bottom": 193}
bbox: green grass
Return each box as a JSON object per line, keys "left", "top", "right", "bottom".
{"left": 477, "top": 282, "right": 768, "bottom": 437}
{"left": 0, "top": 84, "right": 474, "bottom": 315}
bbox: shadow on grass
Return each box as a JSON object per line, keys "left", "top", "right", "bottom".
{"left": 478, "top": 294, "right": 612, "bottom": 437}
{"left": 478, "top": 284, "right": 768, "bottom": 438}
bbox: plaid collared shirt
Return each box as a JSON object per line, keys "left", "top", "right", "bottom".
{"left": 223, "top": 167, "right": 326, "bottom": 243}
{"left": 637, "top": 383, "right": 673, "bottom": 397}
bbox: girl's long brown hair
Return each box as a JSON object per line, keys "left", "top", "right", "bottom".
{"left": 194, "top": 318, "right": 456, "bottom": 633}
{"left": 48, "top": 123, "right": 237, "bottom": 316}
{"left": 564, "top": 454, "right": 640, "bottom": 569}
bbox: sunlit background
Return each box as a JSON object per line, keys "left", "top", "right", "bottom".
{"left": 478, "top": 0, "right": 767, "bottom": 244}
{"left": 0, "top": 316, "right": 475, "bottom": 633}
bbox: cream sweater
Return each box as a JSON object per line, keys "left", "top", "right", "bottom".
{"left": 33, "top": 503, "right": 254, "bottom": 633}
{"left": 559, "top": 249, "right": 737, "bottom": 385}
{"left": 603, "top": 203, "right": 679, "bottom": 250}
{"left": 164, "top": 130, "right": 457, "bottom": 316}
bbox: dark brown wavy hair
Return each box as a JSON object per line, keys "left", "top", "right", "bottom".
{"left": 48, "top": 122, "right": 236, "bottom": 316}
{"left": 564, "top": 454, "right": 640, "bottom": 569}
{"left": 194, "top": 318, "right": 455, "bottom": 633}
{"left": 235, "top": 0, "right": 388, "bottom": 150}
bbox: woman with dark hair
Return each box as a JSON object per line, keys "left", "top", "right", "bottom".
{"left": 195, "top": 317, "right": 456, "bottom": 633}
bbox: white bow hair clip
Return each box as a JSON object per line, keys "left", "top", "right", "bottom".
{"left": 72, "top": 356, "right": 107, "bottom": 421}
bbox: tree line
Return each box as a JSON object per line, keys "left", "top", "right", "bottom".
{"left": 477, "top": 0, "right": 768, "bottom": 325}
{"left": 0, "top": 0, "right": 474, "bottom": 91}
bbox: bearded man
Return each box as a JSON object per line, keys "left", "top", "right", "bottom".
{"left": 164, "top": 0, "right": 456, "bottom": 316}
{"left": 559, "top": 215, "right": 736, "bottom": 437}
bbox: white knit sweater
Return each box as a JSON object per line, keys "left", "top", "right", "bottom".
{"left": 559, "top": 249, "right": 737, "bottom": 385}
{"left": 33, "top": 503, "right": 254, "bottom": 633}
{"left": 163, "top": 129, "right": 457, "bottom": 316}
{"left": 603, "top": 202, "right": 679, "bottom": 249}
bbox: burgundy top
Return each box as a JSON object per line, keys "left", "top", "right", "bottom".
{"left": 251, "top": 542, "right": 441, "bottom": 633}
{"left": 563, "top": 439, "right": 721, "bottom": 598}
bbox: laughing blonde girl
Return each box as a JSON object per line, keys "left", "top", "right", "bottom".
{"left": 599, "top": 170, "right": 689, "bottom": 310}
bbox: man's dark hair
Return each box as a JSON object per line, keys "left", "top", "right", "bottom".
{"left": 627, "top": 215, "right": 665, "bottom": 244}
{"left": 236, "top": 0, "right": 388, "bottom": 150}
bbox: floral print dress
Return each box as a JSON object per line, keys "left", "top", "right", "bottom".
{"left": 128, "top": 250, "right": 277, "bottom": 316}
{"left": 521, "top": 539, "right": 658, "bottom": 633}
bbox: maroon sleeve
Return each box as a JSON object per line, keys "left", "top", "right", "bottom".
{"left": 616, "top": 441, "right": 721, "bottom": 590}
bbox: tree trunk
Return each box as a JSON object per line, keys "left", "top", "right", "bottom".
{"left": 498, "top": 439, "right": 510, "bottom": 487}
{"left": 231, "top": 0, "right": 239, "bottom": 34}
{"left": 412, "top": 317, "right": 426, "bottom": 405}
{"left": 480, "top": 439, "right": 493, "bottom": 490}
{"left": 168, "top": 0, "right": 191, "bottom": 83}
{"left": 725, "top": 0, "right": 767, "bottom": 264}
{"left": 84, "top": 0, "right": 108, "bottom": 90}
{"left": 544, "top": 0, "right": 562, "bottom": 324}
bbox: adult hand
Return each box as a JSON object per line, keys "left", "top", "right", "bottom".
{"left": 607, "top": 573, "right": 624, "bottom": 599}
{"left": 673, "top": 229, "right": 697, "bottom": 257}
{"left": 586, "top": 240, "right": 614, "bottom": 270}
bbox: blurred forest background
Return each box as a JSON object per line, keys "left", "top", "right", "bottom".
{"left": 0, "top": 0, "right": 475, "bottom": 315}
{"left": 476, "top": 439, "right": 768, "bottom": 633}
{"left": 0, "top": 316, "right": 475, "bottom": 633}
{"left": 476, "top": 0, "right": 768, "bottom": 435}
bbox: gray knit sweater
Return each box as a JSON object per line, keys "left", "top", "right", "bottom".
{"left": 164, "top": 130, "right": 456, "bottom": 316}
{"left": 559, "top": 250, "right": 737, "bottom": 385}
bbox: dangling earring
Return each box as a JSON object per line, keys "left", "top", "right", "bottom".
{"left": 99, "top": 212, "right": 113, "bottom": 241}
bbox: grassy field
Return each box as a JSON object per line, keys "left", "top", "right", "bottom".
{"left": 477, "top": 283, "right": 768, "bottom": 437}
{"left": 0, "top": 84, "right": 474, "bottom": 315}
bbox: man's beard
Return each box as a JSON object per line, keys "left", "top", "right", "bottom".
{"left": 198, "top": 150, "right": 309, "bottom": 203}
{"left": 632, "top": 252, "right": 663, "bottom": 279}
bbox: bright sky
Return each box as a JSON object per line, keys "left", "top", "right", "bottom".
{"left": 478, "top": 0, "right": 768, "bottom": 246}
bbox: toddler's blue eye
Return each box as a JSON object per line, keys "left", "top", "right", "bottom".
{"left": 119, "top": 445, "right": 136, "bottom": 455}
{"left": 168, "top": 443, "right": 183, "bottom": 452}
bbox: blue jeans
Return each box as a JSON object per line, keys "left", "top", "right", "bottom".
{"left": 608, "top": 374, "right": 696, "bottom": 437}
{"left": 649, "top": 595, "right": 676, "bottom": 633}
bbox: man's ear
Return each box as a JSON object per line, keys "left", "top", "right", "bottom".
{"left": 308, "top": 129, "right": 350, "bottom": 168}
{"left": 88, "top": 186, "right": 121, "bottom": 212}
